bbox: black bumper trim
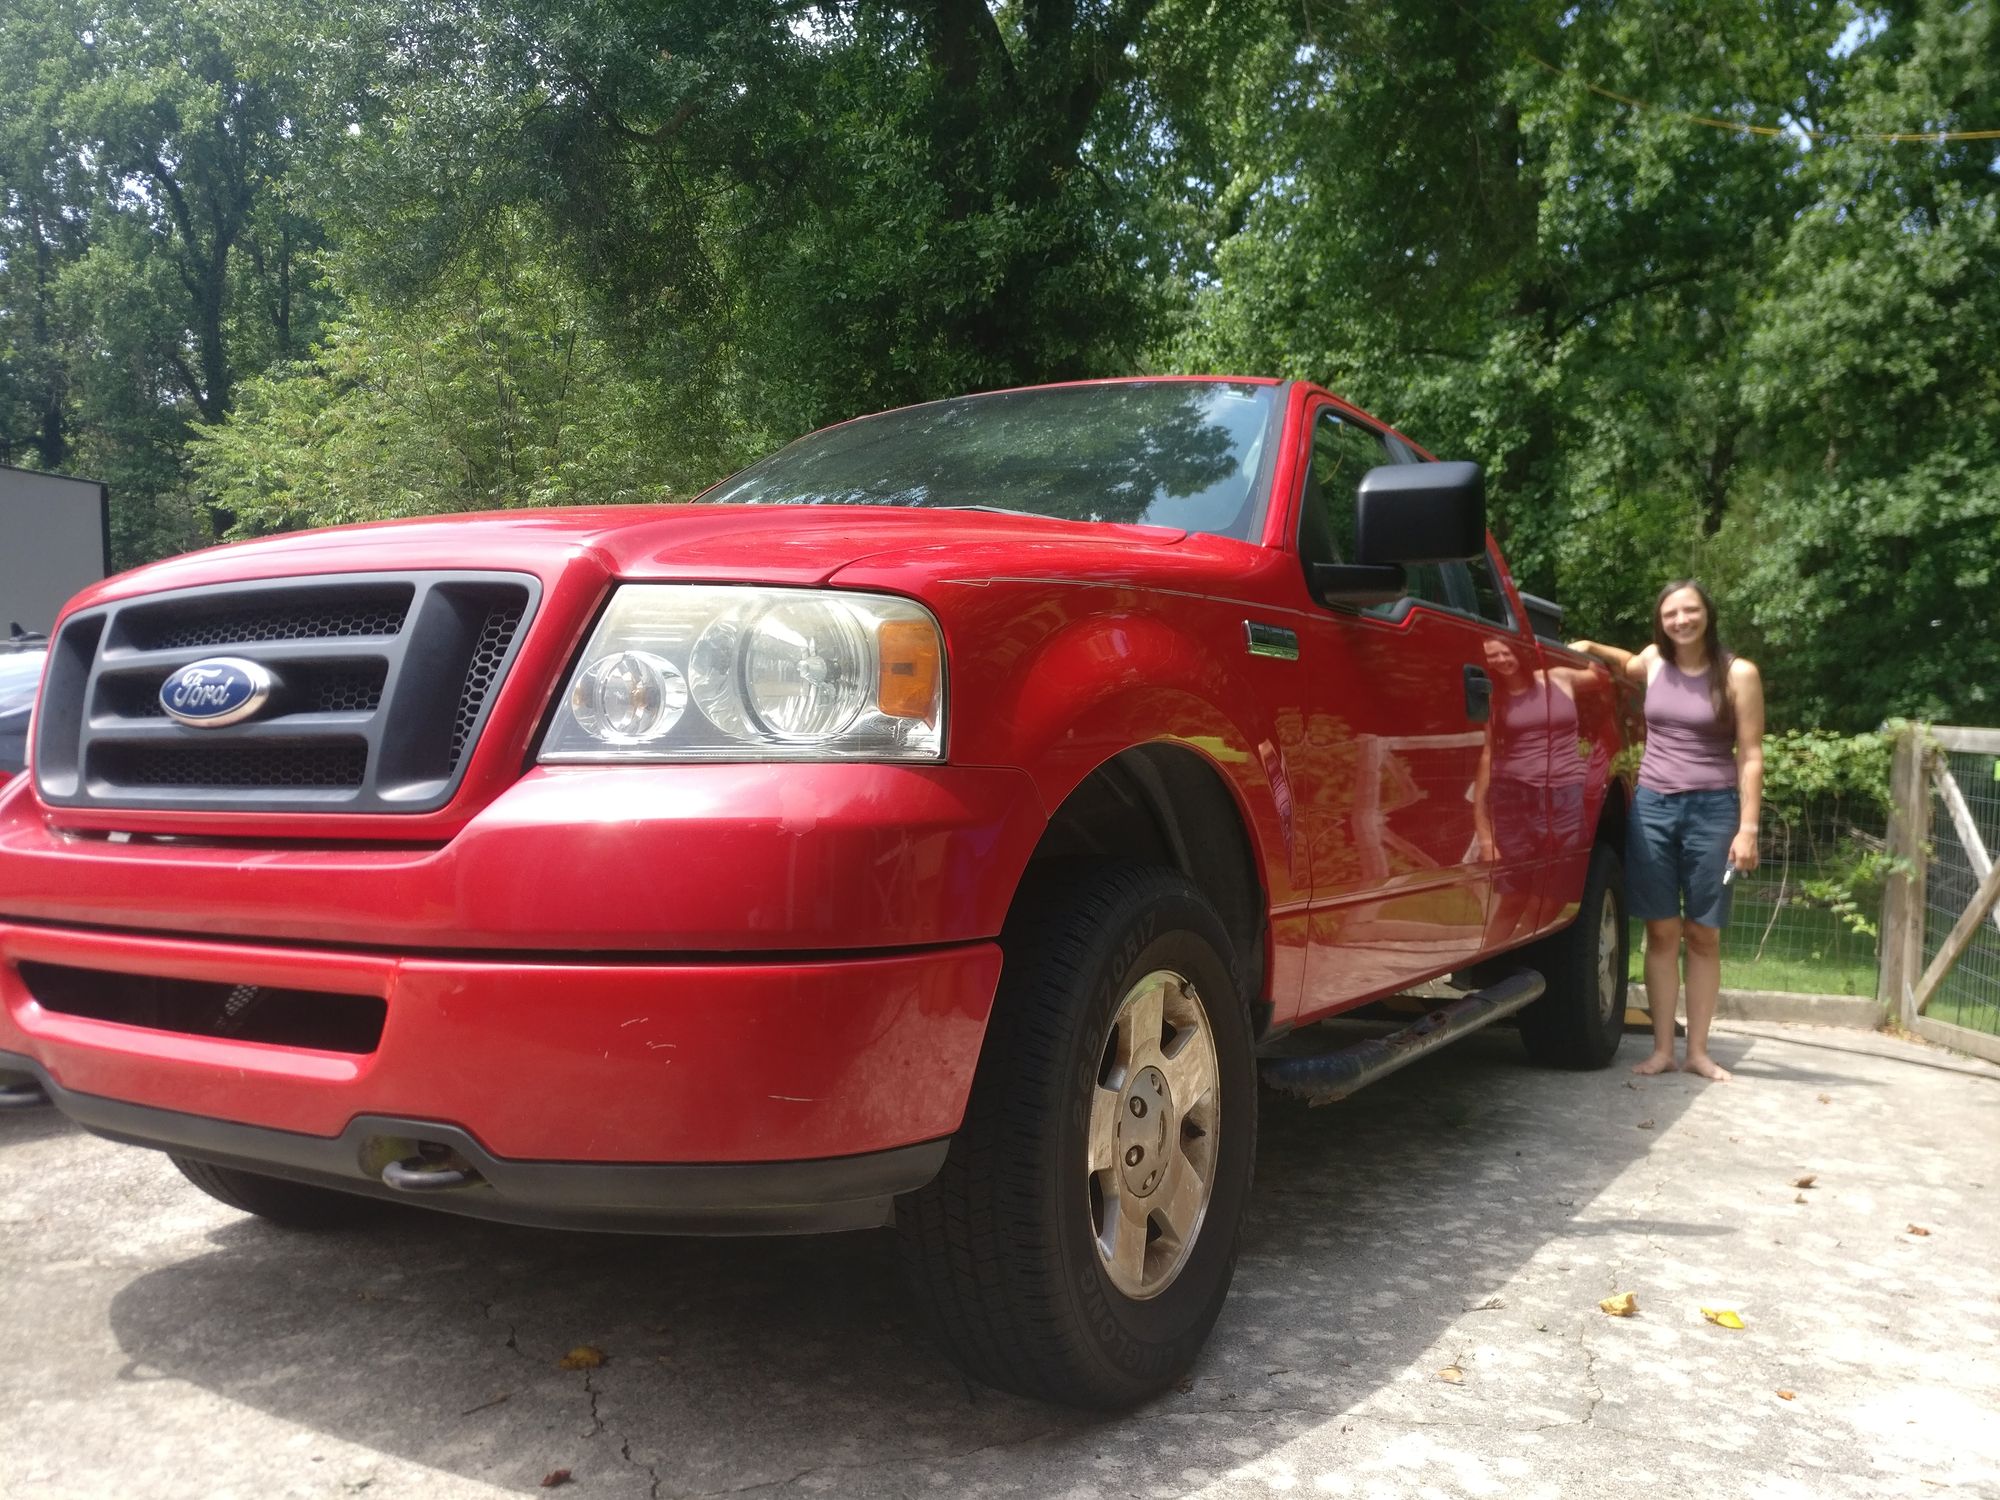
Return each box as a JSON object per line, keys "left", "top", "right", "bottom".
{"left": 1, "top": 1050, "right": 947, "bottom": 1236}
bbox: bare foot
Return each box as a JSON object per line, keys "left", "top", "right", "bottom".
{"left": 1631, "top": 1051, "right": 1678, "bottom": 1076}
{"left": 1682, "top": 1054, "right": 1733, "bottom": 1081}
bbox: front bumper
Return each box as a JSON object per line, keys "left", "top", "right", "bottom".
{"left": 1, "top": 1052, "right": 946, "bottom": 1233}
{"left": 0, "top": 921, "right": 1001, "bottom": 1232}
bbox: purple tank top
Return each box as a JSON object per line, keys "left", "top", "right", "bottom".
{"left": 1639, "top": 661, "right": 1737, "bottom": 793}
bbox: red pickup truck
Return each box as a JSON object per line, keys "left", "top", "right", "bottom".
{"left": 0, "top": 376, "right": 1629, "bottom": 1407}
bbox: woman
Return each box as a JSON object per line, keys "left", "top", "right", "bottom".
{"left": 1571, "top": 580, "right": 1764, "bottom": 1081}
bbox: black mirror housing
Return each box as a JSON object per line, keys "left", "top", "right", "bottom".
{"left": 1354, "top": 462, "right": 1485, "bottom": 566}
{"left": 1312, "top": 562, "right": 1407, "bottom": 606}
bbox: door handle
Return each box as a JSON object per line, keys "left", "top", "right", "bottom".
{"left": 1463, "top": 664, "right": 1492, "bottom": 722}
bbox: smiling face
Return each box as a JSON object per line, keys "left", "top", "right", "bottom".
{"left": 1657, "top": 586, "right": 1709, "bottom": 654}
{"left": 1482, "top": 635, "right": 1526, "bottom": 682}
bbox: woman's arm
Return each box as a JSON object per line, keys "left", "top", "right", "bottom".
{"left": 1568, "top": 639, "right": 1654, "bottom": 687}
{"left": 1729, "top": 658, "right": 1766, "bottom": 873}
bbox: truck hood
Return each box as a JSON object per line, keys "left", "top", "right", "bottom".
{"left": 69, "top": 504, "right": 1197, "bottom": 609}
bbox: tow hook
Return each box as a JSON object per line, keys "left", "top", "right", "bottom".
{"left": 379, "top": 1147, "right": 482, "bottom": 1193}
{"left": 0, "top": 1078, "right": 47, "bottom": 1110}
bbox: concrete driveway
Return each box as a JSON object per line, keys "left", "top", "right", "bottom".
{"left": 3, "top": 1021, "right": 1997, "bottom": 1500}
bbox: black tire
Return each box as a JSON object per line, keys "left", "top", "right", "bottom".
{"left": 171, "top": 1155, "right": 390, "bottom": 1229}
{"left": 897, "top": 864, "right": 1258, "bottom": 1408}
{"left": 1516, "top": 842, "right": 1629, "bottom": 1069}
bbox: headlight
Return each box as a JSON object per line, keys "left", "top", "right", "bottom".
{"left": 539, "top": 586, "right": 945, "bottom": 762}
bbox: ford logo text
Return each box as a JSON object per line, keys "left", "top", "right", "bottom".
{"left": 159, "top": 658, "right": 276, "bottom": 728}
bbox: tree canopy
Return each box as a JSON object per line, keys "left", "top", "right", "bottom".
{"left": 2, "top": 0, "right": 1996, "bottom": 729}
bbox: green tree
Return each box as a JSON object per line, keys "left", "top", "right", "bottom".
{"left": 1163, "top": 0, "right": 1842, "bottom": 653}
{"left": 1721, "top": 0, "right": 2000, "bottom": 729}
{"left": 0, "top": 0, "right": 331, "bottom": 561}
{"left": 191, "top": 224, "right": 702, "bottom": 529}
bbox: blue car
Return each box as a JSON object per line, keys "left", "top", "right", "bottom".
{"left": 0, "top": 630, "right": 47, "bottom": 1105}
{"left": 0, "top": 630, "right": 45, "bottom": 778}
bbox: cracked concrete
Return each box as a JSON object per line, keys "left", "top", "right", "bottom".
{"left": 2, "top": 1019, "right": 1997, "bottom": 1499}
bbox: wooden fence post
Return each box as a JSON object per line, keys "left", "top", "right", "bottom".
{"left": 1879, "top": 724, "right": 1929, "bottom": 1029}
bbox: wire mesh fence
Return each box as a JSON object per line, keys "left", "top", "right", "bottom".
{"left": 1626, "top": 796, "right": 1888, "bottom": 997}
{"left": 1922, "top": 747, "right": 2000, "bottom": 1037}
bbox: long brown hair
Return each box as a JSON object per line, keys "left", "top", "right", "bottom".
{"left": 1651, "top": 578, "right": 1733, "bottom": 729}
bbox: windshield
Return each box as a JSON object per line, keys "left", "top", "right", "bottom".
{"left": 702, "top": 380, "right": 1283, "bottom": 541}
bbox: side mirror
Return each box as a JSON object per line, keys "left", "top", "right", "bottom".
{"left": 1354, "top": 462, "right": 1485, "bottom": 566}
{"left": 1311, "top": 562, "right": 1407, "bottom": 605}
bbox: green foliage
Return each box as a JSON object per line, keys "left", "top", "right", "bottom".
{"left": 0, "top": 0, "right": 332, "bottom": 562}
{"left": 1760, "top": 728, "right": 1896, "bottom": 823}
{"left": 190, "top": 226, "right": 712, "bottom": 528}
{"left": 1757, "top": 727, "right": 1900, "bottom": 942}
{"left": 1, "top": 0, "right": 1996, "bottom": 745}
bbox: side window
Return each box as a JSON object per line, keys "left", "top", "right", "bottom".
{"left": 1300, "top": 410, "right": 1390, "bottom": 567}
{"left": 1299, "top": 408, "right": 1454, "bottom": 617}
{"left": 1467, "top": 551, "right": 1514, "bottom": 627}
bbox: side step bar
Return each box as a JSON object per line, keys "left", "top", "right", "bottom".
{"left": 1260, "top": 969, "right": 1546, "bottom": 1106}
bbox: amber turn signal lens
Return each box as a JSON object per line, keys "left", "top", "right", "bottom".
{"left": 876, "top": 619, "right": 941, "bottom": 720}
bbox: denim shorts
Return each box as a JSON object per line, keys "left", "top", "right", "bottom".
{"left": 1628, "top": 786, "right": 1739, "bottom": 929}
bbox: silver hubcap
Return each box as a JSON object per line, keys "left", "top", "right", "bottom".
{"left": 1087, "top": 970, "right": 1220, "bottom": 1300}
{"left": 1596, "top": 889, "right": 1622, "bottom": 1024}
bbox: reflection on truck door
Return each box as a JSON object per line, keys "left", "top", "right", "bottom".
{"left": 1288, "top": 404, "right": 1490, "bottom": 1014}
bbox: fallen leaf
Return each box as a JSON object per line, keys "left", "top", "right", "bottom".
{"left": 1777, "top": 1390, "right": 1796, "bottom": 1401}
{"left": 1905, "top": 1224, "right": 1932, "bottom": 1237}
{"left": 1701, "top": 1307, "right": 1746, "bottom": 1329}
{"left": 556, "top": 1345, "right": 605, "bottom": 1371}
{"left": 1598, "top": 1292, "right": 1638, "bottom": 1317}
{"left": 1817, "top": 1094, "right": 1831, "bottom": 1104}
{"left": 540, "top": 1470, "right": 572, "bottom": 1489}
{"left": 1437, "top": 1365, "right": 1465, "bottom": 1384}
{"left": 1175, "top": 1375, "right": 1194, "bottom": 1394}
{"left": 1636, "top": 1119, "right": 1655, "bottom": 1131}
{"left": 1469, "top": 1295, "right": 1505, "bottom": 1312}
{"left": 1794, "top": 1194, "right": 1809, "bottom": 1204}
{"left": 1625, "top": 1080, "right": 1638, "bottom": 1089}
{"left": 1793, "top": 1175, "right": 1817, "bottom": 1189}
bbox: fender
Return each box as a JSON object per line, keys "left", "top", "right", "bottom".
{"left": 920, "top": 579, "right": 1301, "bottom": 912}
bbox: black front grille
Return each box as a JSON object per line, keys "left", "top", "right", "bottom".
{"left": 123, "top": 588, "right": 412, "bottom": 651}
{"left": 95, "top": 742, "right": 369, "bottom": 790}
{"left": 20, "top": 961, "right": 386, "bottom": 1054}
{"left": 34, "top": 571, "right": 540, "bottom": 815}
{"left": 451, "top": 602, "right": 527, "bottom": 771}
{"left": 100, "top": 662, "right": 389, "bottom": 720}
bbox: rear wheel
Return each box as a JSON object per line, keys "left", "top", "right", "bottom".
{"left": 897, "top": 864, "right": 1257, "bottom": 1408}
{"left": 171, "top": 1156, "right": 390, "bottom": 1229}
{"left": 1516, "top": 843, "right": 1628, "bottom": 1069}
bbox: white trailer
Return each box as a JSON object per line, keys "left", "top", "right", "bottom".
{"left": 0, "top": 466, "right": 110, "bottom": 635}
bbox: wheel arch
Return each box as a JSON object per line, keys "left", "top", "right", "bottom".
{"left": 1013, "top": 742, "right": 1272, "bottom": 1036}
{"left": 1596, "top": 777, "right": 1630, "bottom": 853}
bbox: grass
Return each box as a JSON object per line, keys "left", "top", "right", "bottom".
{"left": 1625, "top": 897, "right": 1880, "bottom": 998}
{"left": 1926, "top": 992, "right": 2000, "bottom": 1036}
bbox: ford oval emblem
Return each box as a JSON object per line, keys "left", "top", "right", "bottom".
{"left": 159, "top": 657, "right": 275, "bottom": 728}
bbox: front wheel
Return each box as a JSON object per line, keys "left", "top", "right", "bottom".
{"left": 1516, "top": 842, "right": 1628, "bottom": 1070}
{"left": 897, "top": 864, "right": 1257, "bottom": 1408}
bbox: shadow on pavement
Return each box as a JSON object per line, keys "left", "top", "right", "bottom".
{"left": 97, "top": 1028, "right": 1714, "bottom": 1494}
{"left": 0, "top": 1098, "right": 74, "bottom": 1147}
